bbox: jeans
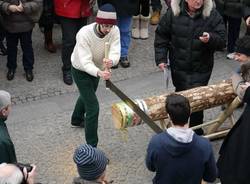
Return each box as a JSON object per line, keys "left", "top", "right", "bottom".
{"left": 223, "top": 15, "right": 242, "bottom": 53}
{"left": 71, "top": 67, "right": 100, "bottom": 147}
{"left": 59, "top": 16, "right": 87, "bottom": 72}
{"left": 118, "top": 16, "right": 132, "bottom": 58}
{"left": 151, "top": 0, "right": 162, "bottom": 11}
{"left": 6, "top": 30, "right": 34, "bottom": 71}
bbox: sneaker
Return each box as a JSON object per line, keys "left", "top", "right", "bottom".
{"left": 63, "top": 71, "right": 73, "bottom": 85}
{"left": 120, "top": 57, "right": 130, "bottom": 68}
{"left": 71, "top": 121, "right": 84, "bottom": 128}
{"left": 226, "top": 52, "right": 235, "bottom": 60}
{"left": 6, "top": 69, "right": 15, "bottom": 81}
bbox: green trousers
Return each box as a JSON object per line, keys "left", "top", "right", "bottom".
{"left": 71, "top": 67, "right": 100, "bottom": 147}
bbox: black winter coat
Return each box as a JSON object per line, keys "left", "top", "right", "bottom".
{"left": 97, "top": 0, "right": 139, "bottom": 16}
{"left": 215, "top": 0, "right": 250, "bottom": 18}
{"left": 217, "top": 86, "right": 250, "bottom": 184}
{"left": 154, "top": 0, "right": 225, "bottom": 90}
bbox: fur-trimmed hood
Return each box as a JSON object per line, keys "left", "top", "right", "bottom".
{"left": 171, "top": 0, "right": 213, "bottom": 17}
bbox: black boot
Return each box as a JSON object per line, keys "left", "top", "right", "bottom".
{"left": 6, "top": 69, "right": 15, "bottom": 81}
{"left": 63, "top": 70, "right": 73, "bottom": 85}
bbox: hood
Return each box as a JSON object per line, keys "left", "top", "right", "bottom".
{"left": 160, "top": 129, "right": 196, "bottom": 157}
{"left": 171, "top": 0, "right": 213, "bottom": 18}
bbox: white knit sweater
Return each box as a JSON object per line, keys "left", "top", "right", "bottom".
{"left": 71, "top": 23, "right": 121, "bottom": 77}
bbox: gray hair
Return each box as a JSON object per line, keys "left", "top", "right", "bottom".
{"left": 0, "top": 163, "right": 23, "bottom": 184}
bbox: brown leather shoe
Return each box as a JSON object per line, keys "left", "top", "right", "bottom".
{"left": 150, "top": 10, "right": 161, "bottom": 25}
{"left": 44, "top": 31, "right": 57, "bottom": 53}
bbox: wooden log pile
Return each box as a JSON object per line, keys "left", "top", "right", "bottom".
{"left": 112, "top": 80, "right": 237, "bottom": 129}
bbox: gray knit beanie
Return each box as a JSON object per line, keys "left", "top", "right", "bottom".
{"left": 0, "top": 90, "right": 11, "bottom": 111}
{"left": 73, "top": 144, "right": 108, "bottom": 181}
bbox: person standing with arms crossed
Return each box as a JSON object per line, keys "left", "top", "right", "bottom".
{"left": 70, "top": 3, "right": 120, "bottom": 147}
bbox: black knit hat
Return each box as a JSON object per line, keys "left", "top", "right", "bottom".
{"left": 235, "top": 35, "right": 250, "bottom": 56}
{"left": 73, "top": 144, "right": 108, "bottom": 181}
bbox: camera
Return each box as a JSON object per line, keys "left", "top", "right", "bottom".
{"left": 15, "top": 163, "right": 33, "bottom": 173}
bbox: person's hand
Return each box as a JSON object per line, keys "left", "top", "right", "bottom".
{"left": 103, "top": 58, "right": 113, "bottom": 69}
{"left": 8, "top": 5, "right": 18, "bottom": 12}
{"left": 97, "top": 70, "right": 111, "bottom": 80}
{"left": 158, "top": 63, "right": 167, "bottom": 71}
{"left": 199, "top": 32, "right": 210, "bottom": 43}
{"left": 16, "top": 1, "right": 24, "bottom": 12}
{"left": 89, "top": 0, "right": 96, "bottom": 7}
{"left": 246, "top": 16, "right": 250, "bottom": 26}
{"left": 23, "top": 164, "right": 36, "bottom": 184}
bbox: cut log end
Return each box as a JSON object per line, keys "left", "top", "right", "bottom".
{"left": 112, "top": 104, "right": 124, "bottom": 129}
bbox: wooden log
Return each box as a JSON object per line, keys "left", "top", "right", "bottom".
{"left": 112, "top": 80, "right": 236, "bottom": 129}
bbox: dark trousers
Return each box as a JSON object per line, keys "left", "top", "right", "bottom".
{"left": 223, "top": 15, "right": 242, "bottom": 53}
{"left": 135, "top": 0, "right": 150, "bottom": 16}
{"left": 71, "top": 67, "right": 100, "bottom": 147}
{"left": 6, "top": 30, "right": 34, "bottom": 71}
{"left": 176, "top": 86, "right": 204, "bottom": 135}
{"left": 151, "top": 0, "right": 162, "bottom": 11}
{"left": 59, "top": 16, "right": 87, "bottom": 72}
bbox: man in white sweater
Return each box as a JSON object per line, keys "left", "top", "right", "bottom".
{"left": 71, "top": 3, "right": 120, "bottom": 147}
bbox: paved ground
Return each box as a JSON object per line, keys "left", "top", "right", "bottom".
{"left": 0, "top": 8, "right": 246, "bottom": 184}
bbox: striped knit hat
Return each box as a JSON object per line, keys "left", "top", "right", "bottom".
{"left": 73, "top": 144, "right": 108, "bottom": 181}
{"left": 96, "top": 3, "right": 117, "bottom": 25}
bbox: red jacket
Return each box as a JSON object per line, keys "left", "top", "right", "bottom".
{"left": 54, "top": 0, "right": 92, "bottom": 18}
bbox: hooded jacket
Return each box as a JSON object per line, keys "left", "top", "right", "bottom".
{"left": 154, "top": 0, "right": 225, "bottom": 90}
{"left": 146, "top": 130, "right": 217, "bottom": 184}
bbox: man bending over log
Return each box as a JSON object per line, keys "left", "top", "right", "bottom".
{"left": 146, "top": 94, "right": 217, "bottom": 184}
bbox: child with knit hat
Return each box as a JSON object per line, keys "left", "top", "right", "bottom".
{"left": 234, "top": 35, "right": 250, "bottom": 64}
{"left": 73, "top": 144, "right": 110, "bottom": 184}
{"left": 71, "top": 3, "right": 120, "bottom": 147}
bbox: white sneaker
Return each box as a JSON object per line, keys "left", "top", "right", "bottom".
{"left": 226, "top": 52, "right": 235, "bottom": 60}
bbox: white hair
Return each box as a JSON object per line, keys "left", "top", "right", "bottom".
{"left": 0, "top": 164, "right": 23, "bottom": 184}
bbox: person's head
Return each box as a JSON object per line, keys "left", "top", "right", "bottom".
{"left": 0, "top": 90, "right": 11, "bottom": 119}
{"left": 234, "top": 35, "right": 250, "bottom": 63}
{"left": 96, "top": 3, "right": 117, "bottom": 35}
{"left": 165, "top": 94, "right": 191, "bottom": 126}
{"left": 241, "top": 62, "right": 250, "bottom": 82}
{"left": 0, "top": 163, "right": 23, "bottom": 184}
{"left": 73, "top": 144, "right": 109, "bottom": 182}
{"left": 185, "top": 0, "right": 204, "bottom": 12}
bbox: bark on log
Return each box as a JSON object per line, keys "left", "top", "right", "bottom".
{"left": 112, "top": 80, "right": 236, "bottom": 129}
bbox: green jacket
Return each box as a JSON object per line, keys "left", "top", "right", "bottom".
{"left": 0, "top": 118, "right": 17, "bottom": 164}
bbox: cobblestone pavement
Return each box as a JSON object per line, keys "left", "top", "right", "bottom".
{"left": 0, "top": 9, "right": 245, "bottom": 184}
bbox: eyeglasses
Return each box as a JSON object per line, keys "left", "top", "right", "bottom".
{"left": 100, "top": 24, "right": 114, "bottom": 29}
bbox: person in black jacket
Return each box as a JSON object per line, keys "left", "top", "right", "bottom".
{"left": 215, "top": 0, "right": 250, "bottom": 58}
{"left": 154, "top": 0, "right": 226, "bottom": 135}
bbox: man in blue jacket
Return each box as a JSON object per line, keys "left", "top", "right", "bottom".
{"left": 146, "top": 94, "right": 217, "bottom": 184}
